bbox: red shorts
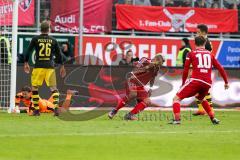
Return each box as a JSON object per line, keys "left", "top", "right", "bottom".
{"left": 126, "top": 82, "right": 148, "bottom": 100}
{"left": 177, "top": 79, "right": 211, "bottom": 100}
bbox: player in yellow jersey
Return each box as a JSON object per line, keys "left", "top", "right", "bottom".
{"left": 24, "top": 21, "right": 66, "bottom": 116}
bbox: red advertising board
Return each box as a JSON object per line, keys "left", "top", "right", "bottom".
{"left": 50, "top": 0, "right": 112, "bottom": 33}
{"left": 75, "top": 35, "right": 221, "bottom": 66}
{"left": 0, "top": 0, "right": 35, "bottom": 26}
{"left": 116, "top": 5, "right": 238, "bottom": 33}
{"left": 75, "top": 36, "right": 220, "bottom": 67}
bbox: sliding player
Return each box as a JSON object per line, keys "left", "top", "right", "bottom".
{"left": 171, "top": 36, "right": 229, "bottom": 125}
{"left": 108, "top": 54, "right": 165, "bottom": 120}
{"left": 14, "top": 86, "right": 76, "bottom": 115}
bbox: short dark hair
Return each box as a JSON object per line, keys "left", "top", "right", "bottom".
{"left": 197, "top": 24, "right": 208, "bottom": 34}
{"left": 195, "top": 36, "right": 206, "bottom": 46}
{"left": 21, "top": 86, "right": 32, "bottom": 92}
{"left": 40, "top": 21, "right": 50, "bottom": 33}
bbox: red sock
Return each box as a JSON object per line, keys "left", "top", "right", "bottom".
{"left": 130, "top": 102, "right": 147, "bottom": 115}
{"left": 201, "top": 100, "right": 214, "bottom": 119}
{"left": 115, "top": 99, "right": 126, "bottom": 111}
{"left": 173, "top": 101, "right": 181, "bottom": 121}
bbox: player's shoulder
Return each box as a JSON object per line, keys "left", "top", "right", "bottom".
{"left": 139, "top": 57, "right": 151, "bottom": 63}
{"left": 48, "top": 35, "right": 57, "bottom": 41}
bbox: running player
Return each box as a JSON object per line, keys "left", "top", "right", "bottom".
{"left": 108, "top": 54, "right": 165, "bottom": 120}
{"left": 24, "top": 21, "right": 66, "bottom": 116}
{"left": 171, "top": 36, "right": 229, "bottom": 125}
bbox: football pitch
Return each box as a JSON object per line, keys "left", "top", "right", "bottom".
{"left": 0, "top": 111, "right": 239, "bottom": 160}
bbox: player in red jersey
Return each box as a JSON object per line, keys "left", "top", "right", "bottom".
{"left": 108, "top": 54, "right": 165, "bottom": 120}
{"left": 171, "top": 36, "right": 229, "bottom": 125}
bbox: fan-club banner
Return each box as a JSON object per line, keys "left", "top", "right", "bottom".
{"left": 50, "top": 0, "right": 112, "bottom": 33}
{"left": 116, "top": 4, "right": 238, "bottom": 33}
{"left": 0, "top": 0, "right": 35, "bottom": 26}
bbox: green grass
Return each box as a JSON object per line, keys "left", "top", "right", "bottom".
{"left": 0, "top": 111, "right": 240, "bottom": 160}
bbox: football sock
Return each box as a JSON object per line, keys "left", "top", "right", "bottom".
{"left": 173, "top": 101, "right": 181, "bottom": 121}
{"left": 52, "top": 90, "right": 60, "bottom": 108}
{"left": 201, "top": 100, "right": 214, "bottom": 120}
{"left": 205, "top": 93, "right": 214, "bottom": 113}
{"left": 196, "top": 99, "right": 204, "bottom": 112}
{"left": 130, "top": 101, "right": 147, "bottom": 115}
{"left": 115, "top": 97, "right": 128, "bottom": 111}
{"left": 47, "top": 107, "right": 55, "bottom": 112}
{"left": 32, "top": 90, "right": 40, "bottom": 110}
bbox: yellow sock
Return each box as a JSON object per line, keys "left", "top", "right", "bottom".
{"left": 196, "top": 100, "right": 204, "bottom": 112}
{"left": 205, "top": 93, "right": 214, "bottom": 113}
{"left": 52, "top": 90, "right": 60, "bottom": 108}
{"left": 32, "top": 90, "right": 40, "bottom": 110}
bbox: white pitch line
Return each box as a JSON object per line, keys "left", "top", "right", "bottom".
{"left": 0, "top": 130, "right": 239, "bottom": 138}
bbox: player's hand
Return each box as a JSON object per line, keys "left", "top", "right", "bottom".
{"left": 24, "top": 62, "right": 30, "bottom": 74}
{"left": 60, "top": 65, "right": 66, "bottom": 78}
{"left": 224, "top": 83, "right": 229, "bottom": 90}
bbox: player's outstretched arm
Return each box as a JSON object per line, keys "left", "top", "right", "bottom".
{"left": 212, "top": 56, "right": 229, "bottom": 89}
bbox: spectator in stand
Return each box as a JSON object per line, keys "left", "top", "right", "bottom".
{"left": 125, "top": 0, "right": 133, "bottom": 4}
{"left": 212, "top": 0, "right": 220, "bottom": 8}
{"left": 150, "top": 0, "right": 162, "bottom": 6}
{"left": 135, "top": 0, "right": 152, "bottom": 6}
{"left": 224, "top": 0, "right": 239, "bottom": 9}
{"left": 173, "top": 0, "right": 191, "bottom": 7}
{"left": 41, "top": 9, "right": 50, "bottom": 22}
{"left": 181, "top": 0, "right": 192, "bottom": 7}
{"left": 61, "top": 42, "right": 75, "bottom": 64}
{"left": 195, "top": 0, "right": 207, "bottom": 8}
{"left": 165, "top": 0, "right": 175, "bottom": 6}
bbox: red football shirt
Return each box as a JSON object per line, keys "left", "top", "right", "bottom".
{"left": 130, "top": 57, "right": 159, "bottom": 86}
{"left": 182, "top": 47, "right": 228, "bottom": 86}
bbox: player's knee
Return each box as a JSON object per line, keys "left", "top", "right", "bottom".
{"left": 32, "top": 86, "right": 38, "bottom": 91}
{"left": 173, "top": 95, "right": 180, "bottom": 102}
{"left": 50, "top": 86, "right": 58, "bottom": 92}
{"left": 143, "top": 98, "right": 150, "bottom": 106}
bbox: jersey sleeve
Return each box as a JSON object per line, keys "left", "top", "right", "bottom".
{"left": 15, "top": 93, "right": 22, "bottom": 106}
{"left": 182, "top": 52, "right": 192, "bottom": 85}
{"left": 24, "top": 37, "right": 36, "bottom": 63}
{"left": 212, "top": 55, "right": 228, "bottom": 84}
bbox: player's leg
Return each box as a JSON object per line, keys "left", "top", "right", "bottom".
{"left": 194, "top": 92, "right": 214, "bottom": 116}
{"left": 194, "top": 99, "right": 206, "bottom": 116}
{"left": 171, "top": 80, "right": 199, "bottom": 124}
{"left": 124, "top": 86, "right": 149, "bottom": 120}
{"left": 197, "top": 88, "right": 219, "bottom": 125}
{"left": 31, "top": 68, "right": 45, "bottom": 116}
{"left": 108, "top": 83, "right": 137, "bottom": 119}
{"left": 60, "top": 90, "right": 78, "bottom": 111}
{"left": 46, "top": 69, "right": 60, "bottom": 116}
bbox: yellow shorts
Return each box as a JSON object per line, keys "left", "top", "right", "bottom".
{"left": 31, "top": 68, "right": 56, "bottom": 87}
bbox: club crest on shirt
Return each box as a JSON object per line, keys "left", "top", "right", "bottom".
{"left": 19, "top": 0, "right": 32, "bottom": 12}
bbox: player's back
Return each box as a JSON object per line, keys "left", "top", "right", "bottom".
{"left": 188, "top": 48, "right": 213, "bottom": 85}
{"left": 31, "top": 34, "right": 60, "bottom": 68}
{"left": 131, "top": 57, "right": 159, "bottom": 86}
